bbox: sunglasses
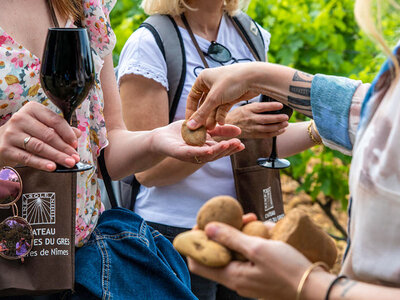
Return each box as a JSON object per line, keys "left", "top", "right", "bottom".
{"left": 204, "top": 41, "right": 232, "bottom": 63}
{"left": 0, "top": 167, "right": 33, "bottom": 262}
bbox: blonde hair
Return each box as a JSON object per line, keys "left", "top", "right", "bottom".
{"left": 141, "top": 0, "right": 249, "bottom": 17}
{"left": 354, "top": 0, "right": 399, "bottom": 74}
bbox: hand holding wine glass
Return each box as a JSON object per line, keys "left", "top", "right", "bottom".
{"left": 40, "top": 27, "right": 95, "bottom": 172}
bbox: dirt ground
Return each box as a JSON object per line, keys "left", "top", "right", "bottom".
{"left": 280, "top": 174, "right": 348, "bottom": 274}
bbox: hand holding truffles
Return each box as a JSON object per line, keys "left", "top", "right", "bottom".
{"left": 173, "top": 196, "right": 337, "bottom": 268}
{"left": 181, "top": 120, "right": 207, "bottom": 146}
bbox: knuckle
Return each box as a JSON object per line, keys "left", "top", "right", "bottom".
{"left": 247, "top": 242, "right": 263, "bottom": 259}
{"left": 8, "top": 112, "right": 24, "bottom": 126}
{"left": 49, "top": 113, "right": 63, "bottom": 128}
{"left": 195, "top": 109, "right": 207, "bottom": 120}
{"left": 3, "top": 128, "right": 14, "bottom": 141}
{"left": 32, "top": 140, "right": 45, "bottom": 153}
{"left": 19, "top": 152, "right": 33, "bottom": 165}
{"left": 20, "top": 101, "right": 35, "bottom": 111}
{"left": 43, "top": 127, "right": 57, "bottom": 143}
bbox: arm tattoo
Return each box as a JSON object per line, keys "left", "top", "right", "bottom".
{"left": 341, "top": 281, "right": 358, "bottom": 298}
{"left": 289, "top": 86, "right": 311, "bottom": 97}
{"left": 288, "top": 96, "right": 311, "bottom": 107}
{"left": 335, "top": 278, "right": 359, "bottom": 298}
{"left": 287, "top": 103, "right": 312, "bottom": 113}
{"left": 292, "top": 71, "right": 313, "bottom": 83}
{"left": 285, "top": 71, "right": 313, "bottom": 117}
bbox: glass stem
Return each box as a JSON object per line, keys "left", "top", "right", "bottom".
{"left": 269, "top": 136, "right": 278, "bottom": 160}
{"left": 64, "top": 112, "right": 73, "bottom": 125}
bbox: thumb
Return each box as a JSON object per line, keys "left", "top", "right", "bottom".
{"left": 187, "top": 92, "right": 219, "bottom": 130}
{"left": 205, "top": 222, "right": 255, "bottom": 258}
{"left": 72, "top": 127, "right": 82, "bottom": 138}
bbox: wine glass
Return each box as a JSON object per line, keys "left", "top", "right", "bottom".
{"left": 40, "top": 28, "right": 95, "bottom": 173}
{"left": 257, "top": 95, "right": 293, "bottom": 169}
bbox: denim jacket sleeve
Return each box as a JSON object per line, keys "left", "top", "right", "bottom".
{"left": 310, "top": 74, "right": 366, "bottom": 155}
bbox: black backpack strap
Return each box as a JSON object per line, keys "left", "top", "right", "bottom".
{"left": 140, "top": 14, "right": 186, "bottom": 123}
{"left": 98, "top": 150, "right": 118, "bottom": 209}
{"left": 230, "top": 12, "right": 266, "bottom": 62}
{"left": 129, "top": 176, "right": 140, "bottom": 210}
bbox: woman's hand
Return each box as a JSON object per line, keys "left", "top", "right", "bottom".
{"left": 185, "top": 62, "right": 312, "bottom": 130}
{"left": 0, "top": 102, "right": 81, "bottom": 171}
{"left": 226, "top": 102, "right": 289, "bottom": 139}
{"left": 151, "top": 120, "right": 245, "bottom": 164}
{"left": 188, "top": 221, "right": 314, "bottom": 299}
{"left": 186, "top": 64, "right": 259, "bottom": 130}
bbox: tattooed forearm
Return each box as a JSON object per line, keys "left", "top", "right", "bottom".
{"left": 287, "top": 103, "right": 312, "bottom": 113}
{"left": 292, "top": 71, "right": 313, "bottom": 83}
{"left": 288, "top": 96, "right": 311, "bottom": 107}
{"left": 284, "top": 70, "right": 313, "bottom": 117}
{"left": 341, "top": 281, "right": 358, "bottom": 297}
{"left": 289, "top": 86, "right": 311, "bottom": 97}
{"left": 334, "top": 278, "right": 359, "bottom": 298}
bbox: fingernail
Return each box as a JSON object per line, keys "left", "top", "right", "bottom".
{"left": 187, "top": 119, "right": 198, "bottom": 129}
{"left": 65, "top": 157, "right": 75, "bottom": 166}
{"left": 72, "top": 140, "right": 78, "bottom": 149}
{"left": 72, "top": 154, "right": 80, "bottom": 163}
{"left": 46, "top": 163, "right": 56, "bottom": 171}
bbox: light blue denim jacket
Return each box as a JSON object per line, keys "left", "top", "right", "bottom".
{"left": 310, "top": 74, "right": 361, "bottom": 152}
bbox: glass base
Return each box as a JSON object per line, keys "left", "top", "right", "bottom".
{"left": 257, "top": 157, "right": 291, "bottom": 169}
{"left": 53, "top": 161, "right": 93, "bottom": 173}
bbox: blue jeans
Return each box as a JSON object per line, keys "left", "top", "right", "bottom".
{"left": 147, "top": 221, "right": 254, "bottom": 300}
{"left": 75, "top": 208, "right": 196, "bottom": 300}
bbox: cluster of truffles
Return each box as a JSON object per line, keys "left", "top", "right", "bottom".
{"left": 173, "top": 196, "right": 337, "bottom": 269}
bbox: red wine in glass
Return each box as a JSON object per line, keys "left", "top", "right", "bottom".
{"left": 257, "top": 95, "right": 293, "bottom": 169}
{"left": 40, "top": 28, "right": 95, "bottom": 173}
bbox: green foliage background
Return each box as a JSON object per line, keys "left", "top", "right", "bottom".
{"left": 110, "top": 0, "right": 400, "bottom": 212}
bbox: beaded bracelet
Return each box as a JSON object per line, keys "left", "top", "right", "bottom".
{"left": 325, "top": 275, "right": 348, "bottom": 300}
{"left": 296, "top": 261, "right": 329, "bottom": 300}
{"left": 307, "top": 120, "right": 323, "bottom": 145}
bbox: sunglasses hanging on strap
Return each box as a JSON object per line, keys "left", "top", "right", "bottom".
{"left": 0, "top": 167, "right": 34, "bottom": 262}
{"left": 180, "top": 13, "right": 260, "bottom": 66}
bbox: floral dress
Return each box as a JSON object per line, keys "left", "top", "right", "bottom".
{"left": 0, "top": 0, "right": 116, "bottom": 246}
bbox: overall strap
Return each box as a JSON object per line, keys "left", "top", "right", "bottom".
{"left": 139, "top": 15, "right": 186, "bottom": 123}
{"left": 230, "top": 11, "right": 266, "bottom": 62}
{"left": 46, "top": 0, "right": 60, "bottom": 28}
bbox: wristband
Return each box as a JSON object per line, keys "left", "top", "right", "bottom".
{"left": 325, "top": 275, "right": 348, "bottom": 300}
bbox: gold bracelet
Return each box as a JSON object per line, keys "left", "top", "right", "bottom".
{"left": 296, "top": 261, "right": 329, "bottom": 300}
{"left": 307, "top": 120, "right": 323, "bottom": 145}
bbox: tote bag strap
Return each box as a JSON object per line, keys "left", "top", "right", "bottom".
{"left": 98, "top": 150, "right": 118, "bottom": 209}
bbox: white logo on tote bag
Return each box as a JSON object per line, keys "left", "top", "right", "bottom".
{"left": 22, "top": 193, "right": 56, "bottom": 225}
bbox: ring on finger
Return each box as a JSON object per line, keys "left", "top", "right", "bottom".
{"left": 194, "top": 156, "right": 202, "bottom": 164}
{"left": 23, "top": 136, "right": 32, "bottom": 150}
{"left": 191, "top": 86, "right": 203, "bottom": 95}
